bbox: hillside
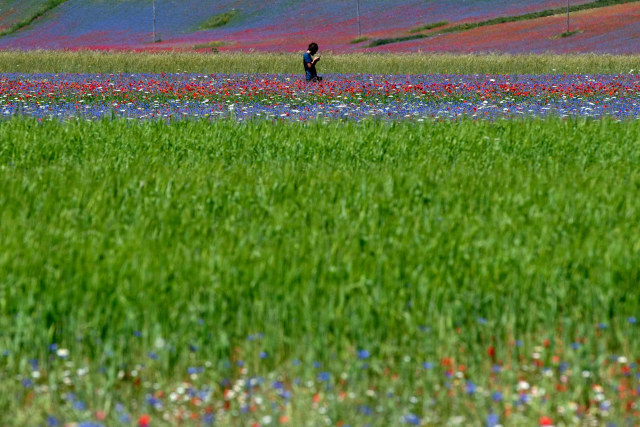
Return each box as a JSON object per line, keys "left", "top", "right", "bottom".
{"left": 0, "top": 0, "right": 638, "bottom": 53}
{"left": 370, "top": 2, "right": 640, "bottom": 54}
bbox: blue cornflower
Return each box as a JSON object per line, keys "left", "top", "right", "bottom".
{"left": 146, "top": 394, "right": 162, "bottom": 409}
{"left": 49, "top": 343, "right": 58, "bottom": 352}
{"left": 147, "top": 351, "right": 158, "bottom": 360}
{"left": 422, "top": 362, "right": 434, "bottom": 370}
{"left": 272, "top": 381, "right": 285, "bottom": 390}
{"left": 491, "top": 365, "right": 502, "bottom": 373}
{"left": 46, "top": 416, "right": 60, "bottom": 427}
{"left": 114, "top": 402, "right": 125, "bottom": 413}
{"left": 203, "top": 413, "right": 215, "bottom": 425}
{"left": 598, "top": 323, "right": 608, "bottom": 330}
{"left": 600, "top": 400, "right": 612, "bottom": 411}
{"left": 359, "top": 405, "right": 373, "bottom": 416}
{"left": 477, "top": 317, "right": 488, "bottom": 325}
{"left": 313, "top": 361, "right": 322, "bottom": 368}
{"left": 21, "top": 378, "right": 33, "bottom": 388}
{"left": 317, "top": 372, "right": 331, "bottom": 382}
{"left": 198, "top": 389, "right": 211, "bottom": 400}
{"left": 466, "top": 381, "right": 477, "bottom": 395}
{"left": 28, "top": 359, "right": 39, "bottom": 370}
{"left": 628, "top": 316, "right": 637, "bottom": 325}
{"left": 259, "top": 351, "right": 268, "bottom": 359}
{"left": 357, "top": 349, "right": 370, "bottom": 359}
{"left": 515, "top": 340, "right": 523, "bottom": 347}
{"left": 280, "top": 390, "right": 292, "bottom": 400}
{"left": 486, "top": 413, "right": 500, "bottom": 427}
{"left": 403, "top": 413, "right": 420, "bottom": 425}
{"left": 73, "top": 400, "right": 87, "bottom": 411}
{"left": 133, "top": 331, "right": 142, "bottom": 338}
{"left": 491, "top": 391, "right": 503, "bottom": 402}
{"left": 571, "top": 342, "right": 580, "bottom": 350}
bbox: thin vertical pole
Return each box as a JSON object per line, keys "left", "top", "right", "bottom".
{"left": 356, "top": 0, "right": 361, "bottom": 37}
{"left": 566, "top": 0, "right": 570, "bottom": 33}
{"left": 153, "top": 0, "right": 156, "bottom": 42}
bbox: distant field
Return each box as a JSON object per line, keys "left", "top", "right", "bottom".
{"left": 1, "top": 51, "right": 640, "bottom": 74}
{"left": 1, "top": 118, "right": 640, "bottom": 425}
{"left": 378, "top": 1, "right": 640, "bottom": 53}
{"left": 0, "top": 0, "right": 600, "bottom": 52}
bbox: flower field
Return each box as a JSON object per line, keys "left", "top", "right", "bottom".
{"left": 377, "top": 2, "right": 640, "bottom": 54}
{"left": 2, "top": 72, "right": 640, "bottom": 122}
{"left": 0, "top": 0, "right": 617, "bottom": 53}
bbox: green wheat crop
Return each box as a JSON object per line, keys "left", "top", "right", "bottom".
{"left": 0, "top": 50, "right": 639, "bottom": 74}
{"left": 1, "top": 117, "right": 639, "bottom": 424}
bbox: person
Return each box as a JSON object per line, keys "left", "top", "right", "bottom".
{"left": 303, "top": 42, "right": 322, "bottom": 82}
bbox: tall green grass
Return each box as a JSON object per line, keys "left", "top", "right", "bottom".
{"left": 0, "top": 50, "right": 639, "bottom": 74}
{"left": 1, "top": 118, "right": 639, "bottom": 423}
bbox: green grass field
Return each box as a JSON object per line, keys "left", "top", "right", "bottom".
{"left": 1, "top": 117, "right": 640, "bottom": 425}
{"left": 1, "top": 50, "right": 640, "bottom": 74}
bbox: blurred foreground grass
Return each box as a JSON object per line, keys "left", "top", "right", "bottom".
{"left": 1, "top": 118, "right": 640, "bottom": 425}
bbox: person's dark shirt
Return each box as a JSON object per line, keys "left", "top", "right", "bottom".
{"left": 303, "top": 52, "right": 317, "bottom": 81}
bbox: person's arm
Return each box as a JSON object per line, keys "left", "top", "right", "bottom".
{"left": 304, "top": 55, "right": 320, "bottom": 70}
{"left": 305, "top": 56, "right": 320, "bottom": 69}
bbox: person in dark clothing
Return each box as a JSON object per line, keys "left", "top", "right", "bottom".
{"left": 303, "top": 42, "right": 322, "bottom": 82}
